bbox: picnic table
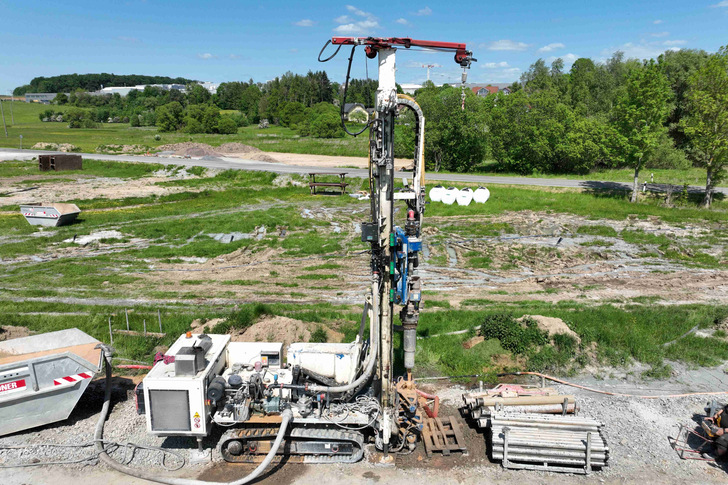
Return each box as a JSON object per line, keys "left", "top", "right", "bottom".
{"left": 308, "top": 172, "right": 348, "bottom": 195}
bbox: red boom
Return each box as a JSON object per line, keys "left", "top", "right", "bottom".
{"left": 331, "top": 37, "right": 474, "bottom": 66}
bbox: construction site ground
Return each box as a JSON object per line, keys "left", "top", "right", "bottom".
{"left": 1, "top": 157, "right": 727, "bottom": 483}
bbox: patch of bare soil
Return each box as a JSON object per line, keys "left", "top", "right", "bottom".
{"left": 0, "top": 174, "right": 204, "bottom": 207}
{"left": 0, "top": 325, "right": 32, "bottom": 342}
{"left": 263, "top": 151, "right": 410, "bottom": 169}
{"left": 156, "top": 142, "right": 279, "bottom": 163}
{"left": 229, "top": 315, "right": 344, "bottom": 349}
{"left": 190, "top": 317, "right": 225, "bottom": 333}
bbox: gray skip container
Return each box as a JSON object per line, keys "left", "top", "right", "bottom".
{"left": 20, "top": 203, "right": 81, "bottom": 227}
{"left": 0, "top": 328, "right": 102, "bottom": 436}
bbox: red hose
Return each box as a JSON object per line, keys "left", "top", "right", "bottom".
{"left": 116, "top": 364, "right": 153, "bottom": 370}
{"left": 416, "top": 389, "right": 440, "bottom": 418}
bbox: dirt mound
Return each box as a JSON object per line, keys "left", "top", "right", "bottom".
{"left": 190, "top": 317, "right": 225, "bottom": 333}
{"left": 229, "top": 315, "right": 344, "bottom": 350}
{"left": 157, "top": 142, "right": 221, "bottom": 158}
{"left": 518, "top": 315, "right": 581, "bottom": 344}
{"left": 95, "top": 144, "right": 150, "bottom": 154}
{"left": 30, "top": 142, "right": 80, "bottom": 152}
{"left": 156, "top": 142, "right": 278, "bottom": 162}
{"left": 0, "top": 325, "right": 32, "bottom": 342}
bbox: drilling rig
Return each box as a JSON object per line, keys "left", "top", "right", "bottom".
{"left": 139, "top": 37, "right": 475, "bottom": 468}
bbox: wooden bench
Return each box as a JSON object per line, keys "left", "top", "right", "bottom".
{"left": 308, "top": 172, "right": 348, "bottom": 195}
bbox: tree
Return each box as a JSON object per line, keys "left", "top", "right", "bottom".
{"left": 217, "top": 116, "right": 238, "bottom": 134}
{"left": 155, "top": 101, "right": 184, "bottom": 132}
{"left": 187, "top": 84, "right": 211, "bottom": 105}
{"left": 53, "top": 93, "right": 68, "bottom": 105}
{"left": 681, "top": 46, "right": 728, "bottom": 207}
{"left": 613, "top": 61, "right": 672, "bottom": 202}
{"left": 658, "top": 49, "right": 709, "bottom": 148}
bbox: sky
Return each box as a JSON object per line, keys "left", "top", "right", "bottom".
{"left": 1, "top": 0, "right": 727, "bottom": 93}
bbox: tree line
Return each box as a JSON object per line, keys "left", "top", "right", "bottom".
{"left": 401, "top": 47, "right": 728, "bottom": 207}
{"left": 32, "top": 47, "right": 727, "bottom": 206}
{"left": 13, "top": 73, "right": 196, "bottom": 95}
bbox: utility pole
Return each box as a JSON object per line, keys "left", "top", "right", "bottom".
{"left": 0, "top": 99, "right": 7, "bottom": 137}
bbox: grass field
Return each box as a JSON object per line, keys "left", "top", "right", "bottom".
{"left": 0, "top": 101, "right": 723, "bottom": 187}
{"left": 1, "top": 157, "right": 727, "bottom": 381}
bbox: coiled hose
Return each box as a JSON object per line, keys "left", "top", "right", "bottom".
{"left": 94, "top": 346, "right": 292, "bottom": 485}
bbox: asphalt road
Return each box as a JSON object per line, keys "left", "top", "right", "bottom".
{"left": 1, "top": 148, "right": 723, "bottom": 195}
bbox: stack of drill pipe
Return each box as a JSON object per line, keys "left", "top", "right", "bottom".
{"left": 463, "top": 393, "right": 578, "bottom": 421}
{"left": 489, "top": 412, "right": 609, "bottom": 469}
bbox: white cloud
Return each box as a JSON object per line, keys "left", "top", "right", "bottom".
{"left": 415, "top": 6, "right": 432, "bottom": 16}
{"left": 334, "top": 19, "right": 380, "bottom": 35}
{"left": 197, "top": 53, "right": 215, "bottom": 59}
{"left": 334, "top": 7, "right": 379, "bottom": 34}
{"left": 711, "top": 1, "right": 728, "bottom": 7}
{"left": 294, "top": 19, "right": 315, "bottom": 27}
{"left": 346, "top": 5, "right": 371, "bottom": 17}
{"left": 651, "top": 31, "right": 669, "bottom": 37}
{"left": 602, "top": 42, "right": 679, "bottom": 60}
{"left": 229, "top": 54, "right": 241, "bottom": 59}
{"left": 653, "top": 19, "right": 663, "bottom": 24}
{"left": 663, "top": 39, "right": 687, "bottom": 46}
{"left": 482, "top": 61, "right": 510, "bottom": 68}
{"left": 484, "top": 39, "right": 529, "bottom": 51}
{"left": 538, "top": 42, "right": 565, "bottom": 53}
{"left": 396, "top": 18, "right": 409, "bottom": 25}
{"left": 549, "top": 53, "right": 579, "bottom": 65}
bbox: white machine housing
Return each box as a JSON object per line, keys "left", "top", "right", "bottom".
{"left": 143, "top": 333, "right": 230, "bottom": 437}
{"left": 287, "top": 342, "right": 361, "bottom": 384}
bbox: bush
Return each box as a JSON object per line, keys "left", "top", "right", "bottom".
{"left": 217, "top": 116, "right": 238, "bottom": 134}
{"left": 309, "top": 327, "right": 328, "bottom": 343}
{"left": 228, "top": 112, "right": 249, "bottom": 127}
{"left": 480, "top": 314, "right": 549, "bottom": 354}
{"left": 645, "top": 133, "right": 691, "bottom": 169}
{"left": 181, "top": 117, "right": 204, "bottom": 134}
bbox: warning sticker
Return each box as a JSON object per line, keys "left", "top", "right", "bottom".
{"left": 193, "top": 412, "right": 200, "bottom": 419}
{"left": 0, "top": 379, "right": 27, "bottom": 395}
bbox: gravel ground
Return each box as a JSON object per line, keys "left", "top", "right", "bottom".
{"left": 1, "top": 372, "right": 727, "bottom": 484}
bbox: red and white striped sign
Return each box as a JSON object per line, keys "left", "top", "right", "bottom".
{"left": 53, "top": 372, "right": 92, "bottom": 387}
{"left": 0, "top": 379, "right": 27, "bottom": 394}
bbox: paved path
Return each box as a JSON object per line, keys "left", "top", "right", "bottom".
{"left": 1, "top": 148, "right": 724, "bottom": 195}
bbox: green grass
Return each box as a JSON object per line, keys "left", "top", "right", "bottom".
{"left": 0, "top": 102, "right": 369, "bottom": 156}
{"left": 470, "top": 160, "right": 727, "bottom": 188}
{"left": 425, "top": 184, "right": 727, "bottom": 224}
{"left": 576, "top": 225, "right": 618, "bottom": 237}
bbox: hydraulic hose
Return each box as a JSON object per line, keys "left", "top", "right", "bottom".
{"left": 94, "top": 347, "right": 293, "bottom": 485}
{"left": 307, "top": 332, "right": 378, "bottom": 394}
{"left": 501, "top": 371, "right": 728, "bottom": 399}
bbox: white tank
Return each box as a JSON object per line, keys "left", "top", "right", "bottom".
{"left": 441, "top": 187, "right": 458, "bottom": 205}
{"left": 429, "top": 185, "right": 445, "bottom": 202}
{"left": 473, "top": 186, "right": 490, "bottom": 203}
{"left": 456, "top": 187, "right": 473, "bottom": 206}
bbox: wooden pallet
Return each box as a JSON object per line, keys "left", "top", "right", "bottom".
{"left": 421, "top": 416, "right": 468, "bottom": 457}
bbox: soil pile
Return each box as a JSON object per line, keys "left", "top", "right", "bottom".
{"left": 229, "top": 315, "right": 344, "bottom": 350}
{"left": 518, "top": 314, "right": 581, "bottom": 344}
{"left": 30, "top": 142, "right": 80, "bottom": 152}
{"left": 156, "top": 142, "right": 278, "bottom": 162}
{"left": 0, "top": 325, "right": 32, "bottom": 342}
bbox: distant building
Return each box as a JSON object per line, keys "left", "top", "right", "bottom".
{"left": 343, "top": 103, "right": 369, "bottom": 122}
{"left": 90, "top": 84, "right": 187, "bottom": 97}
{"left": 400, "top": 83, "right": 422, "bottom": 95}
{"left": 199, "top": 82, "right": 219, "bottom": 95}
{"left": 25, "top": 93, "right": 59, "bottom": 104}
{"left": 471, "top": 86, "right": 499, "bottom": 97}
